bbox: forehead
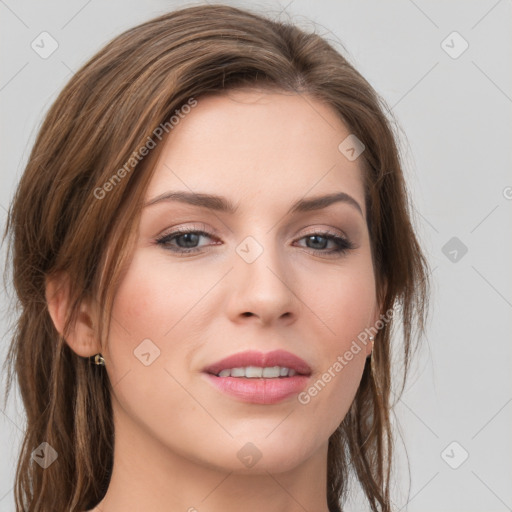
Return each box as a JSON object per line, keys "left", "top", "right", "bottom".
{"left": 146, "top": 88, "right": 366, "bottom": 218}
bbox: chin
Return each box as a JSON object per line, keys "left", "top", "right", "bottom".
{"left": 212, "top": 435, "right": 321, "bottom": 474}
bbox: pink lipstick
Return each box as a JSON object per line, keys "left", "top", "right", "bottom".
{"left": 202, "top": 349, "right": 312, "bottom": 404}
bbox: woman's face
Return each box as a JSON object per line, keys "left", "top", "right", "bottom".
{"left": 103, "top": 88, "right": 380, "bottom": 473}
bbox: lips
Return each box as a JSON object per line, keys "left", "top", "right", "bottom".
{"left": 201, "top": 349, "right": 312, "bottom": 404}
{"left": 202, "top": 349, "right": 312, "bottom": 377}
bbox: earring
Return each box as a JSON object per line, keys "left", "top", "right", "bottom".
{"left": 369, "top": 335, "right": 376, "bottom": 378}
{"left": 93, "top": 353, "right": 105, "bottom": 366}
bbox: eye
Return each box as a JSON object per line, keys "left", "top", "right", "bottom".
{"left": 294, "top": 231, "right": 355, "bottom": 257}
{"left": 155, "top": 226, "right": 218, "bottom": 255}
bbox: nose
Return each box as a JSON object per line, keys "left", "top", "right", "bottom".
{"left": 225, "top": 236, "right": 298, "bottom": 327}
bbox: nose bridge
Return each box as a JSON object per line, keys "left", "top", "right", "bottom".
{"left": 230, "top": 231, "right": 296, "bottom": 321}
{"left": 236, "top": 232, "right": 288, "bottom": 291}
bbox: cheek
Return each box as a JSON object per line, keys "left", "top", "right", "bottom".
{"left": 102, "top": 252, "right": 204, "bottom": 430}
{"left": 294, "top": 261, "right": 375, "bottom": 429}
{"left": 102, "top": 251, "right": 181, "bottom": 381}
{"left": 315, "top": 261, "right": 377, "bottom": 348}
{"left": 103, "top": 247, "right": 221, "bottom": 399}
{"left": 110, "top": 250, "right": 210, "bottom": 339}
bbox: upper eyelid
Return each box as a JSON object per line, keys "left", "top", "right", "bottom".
{"left": 156, "top": 223, "right": 347, "bottom": 236}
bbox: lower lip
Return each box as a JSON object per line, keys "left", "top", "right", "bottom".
{"left": 203, "top": 373, "right": 310, "bottom": 404}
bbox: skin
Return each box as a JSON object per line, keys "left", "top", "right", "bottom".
{"left": 47, "top": 88, "right": 382, "bottom": 512}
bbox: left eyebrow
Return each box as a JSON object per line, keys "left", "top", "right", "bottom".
{"left": 144, "top": 191, "right": 363, "bottom": 217}
{"left": 289, "top": 192, "right": 363, "bottom": 217}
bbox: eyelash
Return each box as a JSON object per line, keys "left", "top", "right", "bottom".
{"left": 155, "top": 225, "right": 355, "bottom": 258}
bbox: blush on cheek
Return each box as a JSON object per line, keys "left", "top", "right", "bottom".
{"left": 112, "top": 257, "right": 172, "bottom": 332}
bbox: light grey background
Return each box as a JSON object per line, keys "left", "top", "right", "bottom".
{"left": 1, "top": 1, "right": 511, "bottom": 511}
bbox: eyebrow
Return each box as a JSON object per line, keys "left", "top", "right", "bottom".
{"left": 144, "top": 190, "right": 363, "bottom": 217}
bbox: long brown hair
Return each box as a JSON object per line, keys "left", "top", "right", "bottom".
{"left": 2, "top": 4, "right": 429, "bottom": 511}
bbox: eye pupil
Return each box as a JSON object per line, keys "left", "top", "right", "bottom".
{"left": 179, "top": 233, "right": 200, "bottom": 247}
{"left": 307, "top": 235, "right": 327, "bottom": 250}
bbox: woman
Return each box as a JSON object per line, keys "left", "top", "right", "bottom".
{"left": 3, "top": 4, "right": 429, "bottom": 511}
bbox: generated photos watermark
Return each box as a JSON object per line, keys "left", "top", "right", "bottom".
{"left": 93, "top": 97, "right": 198, "bottom": 200}
{"left": 298, "top": 308, "right": 394, "bottom": 405}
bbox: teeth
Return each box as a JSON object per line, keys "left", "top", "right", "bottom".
{"left": 216, "top": 366, "right": 298, "bottom": 378}
{"left": 262, "top": 366, "right": 280, "bottom": 378}
{"left": 246, "top": 366, "right": 263, "bottom": 378}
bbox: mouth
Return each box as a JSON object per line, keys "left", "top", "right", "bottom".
{"left": 212, "top": 366, "right": 302, "bottom": 378}
{"left": 202, "top": 349, "right": 312, "bottom": 404}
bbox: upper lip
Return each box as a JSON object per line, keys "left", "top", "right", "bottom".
{"left": 203, "top": 349, "right": 312, "bottom": 376}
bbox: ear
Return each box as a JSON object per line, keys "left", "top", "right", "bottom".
{"left": 45, "top": 272, "right": 102, "bottom": 358}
